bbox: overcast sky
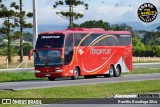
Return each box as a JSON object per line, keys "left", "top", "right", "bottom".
{"left": 1, "top": 0, "right": 160, "bottom": 26}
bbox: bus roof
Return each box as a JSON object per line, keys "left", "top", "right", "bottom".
{"left": 40, "top": 28, "right": 131, "bottom": 35}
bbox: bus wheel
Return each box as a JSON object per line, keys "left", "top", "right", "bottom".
{"left": 114, "top": 65, "right": 121, "bottom": 77}
{"left": 48, "top": 77, "right": 56, "bottom": 81}
{"left": 109, "top": 65, "right": 114, "bottom": 77}
{"left": 71, "top": 68, "right": 79, "bottom": 80}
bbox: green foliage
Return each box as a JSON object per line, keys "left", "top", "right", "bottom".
{"left": 0, "top": 1, "right": 18, "bottom": 63}
{"left": 0, "top": 47, "right": 17, "bottom": 58}
{"left": 132, "top": 38, "right": 145, "bottom": 56}
{"left": 132, "top": 30, "right": 141, "bottom": 40}
{"left": 23, "top": 32, "right": 33, "bottom": 42}
{"left": 78, "top": 20, "right": 111, "bottom": 30}
{"left": 23, "top": 43, "right": 33, "bottom": 56}
{"left": 7, "top": 0, "right": 33, "bottom": 62}
{"left": 141, "top": 31, "right": 160, "bottom": 45}
{"left": 0, "top": 80, "right": 159, "bottom": 99}
{"left": 111, "top": 23, "right": 132, "bottom": 31}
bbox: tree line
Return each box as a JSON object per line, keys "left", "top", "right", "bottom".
{"left": 0, "top": 0, "right": 32, "bottom": 63}
{"left": 1, "top": 20, "right": 160, "bottom": 58}
{"left": 0, "top": 0, "right": 160, "bottom": 64}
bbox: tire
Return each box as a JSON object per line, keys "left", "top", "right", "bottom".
{"left": 71, "top": 68, "right": 79, "bottom": 80}
{"left": 114, "top": 65, "right": 121, "bottom": 77}
{"left": 104, "top": 66, "right": 115, "bottom": 78}
{"left": 48, "top": 77, "right": 56, "bottom": 81}
{"left": 108, "top": 65, "right": 114, "bottom": 77}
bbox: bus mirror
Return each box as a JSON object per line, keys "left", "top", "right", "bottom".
{"left": 28, "top": 50, "right": 34, "bottom": 60}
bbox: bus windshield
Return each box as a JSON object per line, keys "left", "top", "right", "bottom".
{"left": 34, "top": 50, "right": 63, "bottom": 66}
{"left": 35, "top": 34, "right": 65, "bottom": 49}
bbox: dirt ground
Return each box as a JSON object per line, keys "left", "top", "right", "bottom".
{"left": 0, "top": 56, "right": 33, "bottom": 65}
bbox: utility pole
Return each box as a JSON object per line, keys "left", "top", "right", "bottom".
{"left": 33, "top": 0, "right": 38, "bottom": 49}
{"left": 19, "top": 0, "right": 23, "bottom": 62}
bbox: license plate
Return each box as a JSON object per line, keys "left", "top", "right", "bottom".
{"left": 45, "top": 74, "right": 50, "bottom": 77}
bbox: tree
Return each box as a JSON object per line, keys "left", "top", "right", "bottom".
{"left": 132, "top": 38, "right": 145, "bottom": 56}
{"left": 23, "top": 32, "right": 33, "bottom": 42}
{"left": 111, "top": 23, "right": 132, "bottom": 31}
{"left": 0, "top": 0, "right": 18, "bottom": 63}
{"left": 53, "top": 0, "right": 88, "bottom": 28}
{"left": 11, "top": 0, "right": 33, "bottom": 62}
{"left": 78, "top": 20, "right": 111, "bottom": 30}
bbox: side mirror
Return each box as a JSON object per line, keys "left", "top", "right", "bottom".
{"left": 28, "top": 50, "right": 34, "bottom": 60}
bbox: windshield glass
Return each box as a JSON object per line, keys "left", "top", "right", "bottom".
{"left": 34, "top": 50, "right": 63, "bottom": 66}
{"left": 36, "top": 34, "right": 64, "bottom": 49}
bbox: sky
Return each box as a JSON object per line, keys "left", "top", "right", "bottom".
{"left": 1, "top": 0, "right": 160, "bottom": 27}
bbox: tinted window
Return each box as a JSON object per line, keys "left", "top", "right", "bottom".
{"left": 115, "top": 34, "right": 131, "bottom": 46}
{"left": 95, "top": 35, "right": 118, "bottom": 46}
{"left": 36, "top": 34, "right": 64, "bottom": 49}
{"left": 74, "top": 33, "right": 131, "bottom": 46}
{"left": 74, "top": 33, "right": 87, "bottom": 46}
{"left": 64, "top": 34, "right": 73, "bottom": 65}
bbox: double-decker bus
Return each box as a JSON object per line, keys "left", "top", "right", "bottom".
{"left": 29, "top": 28, "right": 132, "bottom": 81}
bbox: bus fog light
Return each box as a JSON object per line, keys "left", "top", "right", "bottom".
{"left": 55, "top": 69, "right": 63, "bottom": 72}
{"left": 35, "top": 70, "right": 41, "bottom": 73}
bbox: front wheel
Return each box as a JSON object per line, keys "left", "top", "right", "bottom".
{"left": 71, "top": 68, "right": 79, "bottom": 80}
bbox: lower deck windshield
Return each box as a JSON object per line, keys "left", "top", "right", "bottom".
{"left": 34, "top": 50, "right": 63, "bottom": 67}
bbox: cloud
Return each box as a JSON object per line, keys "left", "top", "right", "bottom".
{"left": 77, "top": 5, "right": 135, "bottom": 24}
{"left": 37, "top": 6, "right": 68, "bottom": 25}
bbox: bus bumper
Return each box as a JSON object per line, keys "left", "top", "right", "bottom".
{"left": 35, "top": 69, "right": 65, "bottom": 78}
{"left": 35, "top": 72, "right": 64, "bottom": 78}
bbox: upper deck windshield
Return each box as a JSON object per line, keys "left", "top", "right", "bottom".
{"left": 35, "top": 34, "right": 65, "bottom": 49}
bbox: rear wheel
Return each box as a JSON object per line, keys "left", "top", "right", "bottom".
{"left": 104, "top": 66, "right": 114, "bottom": 78}
{"left": 108, "top": 65, "right": 114, "bottom": 77}
{"left": 71, "top": 68, "right": 79, "bottom": 80}
{"left": 48, "top": 77, "right": 56, "bottom": 81}
{"left": 114, "top": 65, "right": 121, "bottom": 77}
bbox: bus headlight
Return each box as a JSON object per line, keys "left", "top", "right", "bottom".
{"left": 55, "top": 69, "right": 63, "bottom": 73}
{"left": 35, "top": 70, "right": 41, "bottom": 73}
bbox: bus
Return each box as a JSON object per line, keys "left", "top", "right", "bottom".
{"left": 29, "top": 28, "right": 132, "bottom": 81}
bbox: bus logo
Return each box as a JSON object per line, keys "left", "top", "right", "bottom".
{"left": 78, "top": 49, "right": 84, "bottom": 55}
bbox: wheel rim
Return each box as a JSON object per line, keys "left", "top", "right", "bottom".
{"left": 74, "top": 69, "right": 79, "bottom": 78}
{"left": 110, "top": 66, "right": 114, "bottom": 76}
{"left": 116, "top": 67, "right": 120, "bottom": 76}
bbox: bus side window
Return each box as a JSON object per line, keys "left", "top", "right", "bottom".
{"left": 64, "top": 34, "right": 73, "bottom": 65}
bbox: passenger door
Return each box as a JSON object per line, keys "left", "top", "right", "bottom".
{"left": 64, "top": 34, "right": 74, "bottom": 65}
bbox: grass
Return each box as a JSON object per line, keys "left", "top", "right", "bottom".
{"left": 0, "top": 80, "right": 160, "bottom": 107}
{"left": 0, "top": 67, "right": 160, "bottom": 82}
{"left": 123, "top": 67, "right": 160, "bottom": 75}
{"left": 0, "top": 72, "right": 45, "bottom": 82}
